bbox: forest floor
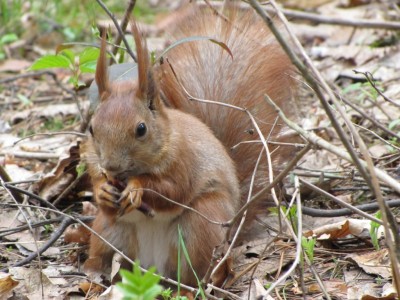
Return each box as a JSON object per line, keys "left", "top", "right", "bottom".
{"left": 1, "top": 0, "right": 400, "bottom": 299}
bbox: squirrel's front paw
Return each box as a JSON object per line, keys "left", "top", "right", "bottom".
{"left": 97, "top": 181, "right": 122, "bottom": 210}
{"left": 116, "top": 178, "right": 143, "bottom": 216}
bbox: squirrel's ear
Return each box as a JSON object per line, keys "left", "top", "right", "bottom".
{"left": 95, "top": 30, "right": 110, "bottom": 101}
{"left": 131, "top": 21, "right": 160, "bottom": 111}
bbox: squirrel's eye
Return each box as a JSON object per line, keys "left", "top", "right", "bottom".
{"left": 136, "top": 122, "right": 147, "bottom": 137}
{"left": 89, "top": 125, "right": 94, "bottom": 137}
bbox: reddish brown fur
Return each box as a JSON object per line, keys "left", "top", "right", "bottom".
{"left": 158, "top": 6, "right": 297, "bottom": 211}
{"left": 83, "top": 14, "right": 240, "bottom": 286}
{"left": 83, "top": 3, "right": 297, "bottom": 287}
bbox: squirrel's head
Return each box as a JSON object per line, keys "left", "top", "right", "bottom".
{"left": 88, "top": 22, "right": 170, "bottom": 181}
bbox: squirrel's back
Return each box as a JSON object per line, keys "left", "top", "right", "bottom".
{"left": 158, "top": 5, "right": 297, "bottom": 203}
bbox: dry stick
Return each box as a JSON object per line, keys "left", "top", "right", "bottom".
{"left": 354, "top": 70, "right": 400, "bottom": 109}
{"left": 109, "top": 0, "right": 137, "bottom": 63}
{"left": 0, "top": 216, "right": 87, "bottom": 272}
{"left": 250, "top": 1, "right": 372, "bottom": 193}
{"left": 4, "top": 183, "right": 58, "bottom": 211}
{"left": 299, "top": 178, "right": 382, "bottom": 224}
{"left": 274, "top": 7, "right": 400, "bottom": 30}
{"left": 263, "top": 177, "right": 320, "bottom": 299}
{"left": 0, "top": 166, "right": 23, "bottom": 203}
{"left": 250, "top": 0, "right": 400, "bottom": 288}
{"left": 208, "top": 148, "right": 264, "bottom": 283}
{"left": 95, "top": 0, "right": 137, "bottom": 62}
{"left": 339, "top": 95, "right": 400, "bottom": 140}
{"left": 167, "top": 59, "right": 312, "bottom": 226}
{"left": 354, "top": 123, "right": 400, "bottom": 151}
{"left": 0, "top": 216, "right": 65, "bottom": 237}
{"left": 229, "top": 143, "right": 311, "bottom": 228}
{"left": 52, "top": 172, "right": 87, "bottom": 208}
{"left": 293, "top": 177, "right": 332, "bottom": 300}
{"left": 0, "top": 181, "right": 45, "bottom": 298}
{"left": 266, "top": 99, "right": 400, "bottom": 194}
{"left": 301, "top": 199, "right": 400, "bottom": 218}
{"left": 0, "top": 204, "right": 228, "bottom": 300}
{"left": 205, "top": 1, "right": 400, "bottom": 30}
{"left": 264, "top": 94, "right": 400, "bottom": 279}
{"left": 0, "top": 70, "right": 84, "bottom": 124}
{"left": 13, "top": 131, "right": 86, "bottom": 146}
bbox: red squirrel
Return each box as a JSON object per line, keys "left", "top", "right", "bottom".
{"left": 83, "top": 4, "right": 296, "bottom": 287}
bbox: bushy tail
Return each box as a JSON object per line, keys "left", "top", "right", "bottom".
{"left": 157, "top": 4, "right": 298, "bottom": 206}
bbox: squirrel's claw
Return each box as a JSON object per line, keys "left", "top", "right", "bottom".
{"left": 97, "top": 181, "right": 121, "bottom": 208}
{"left": 117, "top": 178, "right": 143, "bottom": 217}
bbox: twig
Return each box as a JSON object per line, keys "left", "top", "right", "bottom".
{"left": 109, "top": 0, "right": 137, "bottom": 63}
{"left": 205, "top": 1, "right": 400, "bottom": 30}
{"left": 13, "top": 131, "right": 86, "bottom": 146}
{"left": 299, "top": 178, "right": 382, "bottom": 223}
{"left": 353, "top": 70, "right": 400, "bottom": 108}
{"left": 263, "top": 176, "right": 310, "bottom": 298}
{"left": 1, "top": 180, "right": 46, "bottom": 298}
{"left": 0, "top": 166, "right": 24, "bottom": 203}
{"left": 95, "top": 0, "right": 137, "bottom": 62}
{"left": 0, "top": 216, "right": 65, "bottom": 237}
{"left": 354, "top": 123, "right": 400, "bottom": 152}
{"left": 338, "top": 94, "right": 400, "bottom": 140}
{"left": 0, "top": 151, "right": 60, "bottom": 160}
{"left": 0, "top": 216, "right": 91, "bottom": 271}
{"left": 301, "top": 199, "right": 400, "bottom": 218}
{"left": 52, "top": 172, "right": 86, "bottom": 208}
{"left": 228, "top": 143, "right": 311, "bottom": 227}
{"left": 251, "top": 0, "right": 400, "bottom": 288}
{"left": 0, "top": 203, "right": 226, "bottom": 300}
{"left": 264, "top": 94, "right": 400, "bottom": 194}
{"left": 3, "top": 183, "right": 57, "bottom": 211}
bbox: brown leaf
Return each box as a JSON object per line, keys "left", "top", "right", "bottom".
{"left": 34, "top": 142, "right": 80, "bottom": 202}
{"left": 347, "top": 248, "right": 392, "bottom": 279}
{"left": 0, "top": 274, "right": 19, "bottom": 297}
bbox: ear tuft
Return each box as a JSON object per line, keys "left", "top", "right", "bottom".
{"left": 131, "top": 21, "right": 159, "bottom": 110}
{"left": 95, "top": 30, "right": 110, "bottom": 101}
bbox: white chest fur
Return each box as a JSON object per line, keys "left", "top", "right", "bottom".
{"left": 120, "top": 210, "right": 179, "bottom": 274}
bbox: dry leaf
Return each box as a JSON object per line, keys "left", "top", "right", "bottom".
{"left": 304, "top": 219, "right": 383, "bottom": 240}
{"left": 99, "top": 285, "right": 124, "bottom": 300}
{"left": 0, "top": 274, "right": 19, "bottom": 298}
{"left": 346, "top": 248, "right": 392, "bottom": 279}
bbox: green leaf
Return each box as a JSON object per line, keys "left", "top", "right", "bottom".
{"left": 79, "top": 60, "right": 97, "bottom": 73}
{"left": 76, "top": 162, "right": 86, "bottom": 177}
{"left": 157, "top": 36, "right": 233, "bottom": 62}
{"left": 60, "top": 49, "right": 75, "bottom": 64}
{"left": 17, "top": 94, "right": 32, "bottom": 106}
{"left": 388, "top": 119, "right": 400, "bottom": 131}
{"left": 178, "top": 226, "right": 206, "bottom": 299}
{"left": 79, "top": 47, "right": 100, "bottom": 65}
{"left": 29, "top": 54, "right": 72, "bottom": 70}
{"left": 0, "top": 33, "right": 18, "bottom": 45}
{"left": 143, "top": 285, "right": 163, "bottom": 300}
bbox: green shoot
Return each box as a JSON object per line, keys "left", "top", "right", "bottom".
{"left": 301, "top": 236, "right": 316, "bottom": 264}
{"left": 117, "top": 261, "right": 163, "bottom": 300}
{"left": 370, "top": 211, "right": 382, "bottom": 250}
{"left": 177, "top": 226, "right": 206, "bottom": 299}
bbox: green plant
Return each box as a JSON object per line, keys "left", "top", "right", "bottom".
{"left": 117, "top": 261, "right": 163, "bottom": 300}
{"left": 370, "top": 211, "right": 382, "bottom": 250}
{"left": 0, "top": 33, "right": 18, "bottom": 60}
{"left": 43, "top": 117, "right": 64, "bottom": 131}
{"left": 269, "top": 205, "right": 298, "bottom": 234}
{"left": 29, "top": 46, "right": 99, "bottom": 88}
{"left": 342, "top": 81, "right": 379, "bottom": 102}
{"left": 301, "top": 236, "right": 316, "bottom": 264}
{"left": 177, "top": 226, "right": 206, "bottom": 300}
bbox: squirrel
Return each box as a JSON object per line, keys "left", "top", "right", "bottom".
{"left": 82, "top": 3, "right": 296, "bottom": 287}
